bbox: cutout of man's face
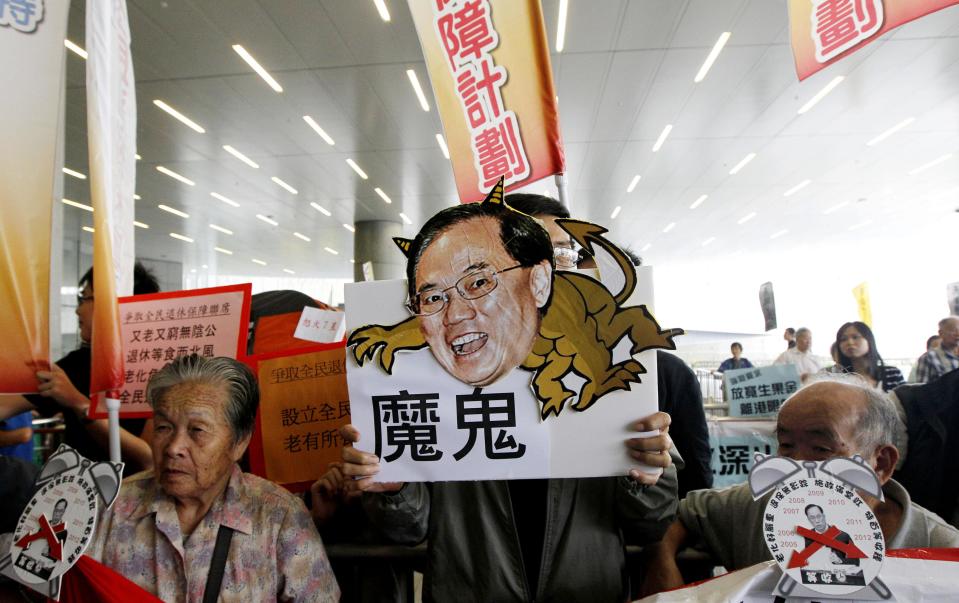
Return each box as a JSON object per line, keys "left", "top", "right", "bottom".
{"left": 414, "top": 217, "right": 551, "bottom": 386}
{"left": 806, "top": 505, "right": 828, "bottom": 533}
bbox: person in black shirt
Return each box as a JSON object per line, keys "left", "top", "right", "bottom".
{"left": 0, "top": 263, "right": 159, "bottom": 472}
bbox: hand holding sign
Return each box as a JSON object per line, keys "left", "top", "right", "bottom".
{"left": 339, "top": 424, "right": 404, "bottom": 494}
{"left": 625, "top": 411, "right": 672, "bottom": 485}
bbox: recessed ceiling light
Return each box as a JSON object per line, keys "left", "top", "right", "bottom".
{"left": 555, "top": 0, "right": 568, "bottom": 52}
{"left": 662, "top": 222, "right": 675, "bottom": 233}
{"left": 82, "top": 226, "right": 95, "bottom": 233}
{"left": 293, "top": 232, "right": 311, "bottom": 242}
{"left": 769, "top": 229, "right": 788, "bottom": 239}
{"left": 202, "top": 264, "right": 208, "bottom": 269}
{"left": 158, "top": 204, "right": 189, "bottom": 218}
{"left": 324, "top": 247, "right": 339, "bottom": 255}
{"left": 283, "top": 268, "right": 296, "bottom": 275}
{"left": 214, "top": 246, "right": 233, "bottom": 255}
{"left": 169, "top": 232, "right": 194, "bottom": 243}
{"left": 689, "top": 194, "right": 708, "bottom": 209}
{"left": 626, "top": 175, "right": 641, "bottom": 193}
{"left": 436, "top": 133, "right": 450, "bottom": 159}
{"left": 153, "top": 99, "right": 206, "bottom": 133}
{"left": 350, "top": 259, "right": 356, "bottom": 264}
{"left": 343, "top": 223, "right": 356, "bottom": 232}
{"left": 63, "top": 167, "right": 86, "bottom": 180}
{"left": 190, "top": 268, "right": 197, "bottom": 273}
{"left": 797, "top": 75, "right": 844, "bottom": 114}
{"left": 610, "top": 206, "right": 622, "bottom": 219}
{"left": 133, "top": 194, "right": 141, "bottom": 200}
{"left": 783, "top": 179, "right": 811, "bottom": 197}
{"left": 701, "top": 237, "right": 716, "bottom": 246}
{"left": 209, "top": 224, "right": 233, "bottom": 235}
{"left": 256, "top": 214, "right": 278, "bottom": 226}
{"left": 135, "top": 153, "right": 142, "bottom": 161}
{"left": 406, "top": 69, "right": 430, "bottom": 111}
{"left": 156, "top": 165, "right": 196, "bottom": 186}
{"left": 231, "top": 44, "right": 283, "bottom": 92}
{"left": 848, "top": 220, "right": 873, "bottom": 231}
{"left": 211, "top": 192, "right": 240, "bottom": 207}
{"left": 737, "top": 212, "right": 756, "bottom": 224}
{"left": 399, "top": 213, "right": 412, "bottom": 225}
{"left": 310, "top": 202, "right": 332, "bottom": 216}
{"left": 694, "top": 32, "right": 731, "bottom": 83}
{"left": 374, "top": 188, "right": 392, "bottom": 204}
{"left": 303, "top": 116, "right": 335, "bottom": 145}
{"left": 652, "top": 124, "right": 672, "bottom": 152}
{"left": 823, "top": 201, "right": 849, "bottom": 214}
{"left": 271, "top": 176, "right": 298, "bottom": 195}
{"left": 62, "top": 198, "right": 93, "bottom": 212}
{"left": 134, "top": 221, "right": 149, "bottom": 229}
{"left": 641, "top": 243, "right": 651, "bottom": 252}
{"left": 372, "top": 0, "right": 391, "bottom": 22}
{"left": 908, "top": 153, "right": 953, "bottom": 176}
{"left": 866, "top": 117, "right": 915, "bottom": 146}
{"left": 729, "top": 152, "right": 756, "bottom": 175}
{"left": 252, "top": 259, "right": 267, "bottom": 266}
{"left": 346, "top": 158, "right": 369, "bottom": 179}
{"left": 64, "top": 39, "right": 87, "bottom": 59}
{"left": 222, "top": 145, "right": 259, "bottom": 169}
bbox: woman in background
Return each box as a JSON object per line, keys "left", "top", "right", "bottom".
{"left": 835, "top": 321, "right": 904, "bottom": 392}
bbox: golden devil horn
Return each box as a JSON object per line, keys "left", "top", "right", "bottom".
{"left": 393, "top": 237, "right": 413, "bottom": 257}
{"left": 481, "top": 176, "right": 506, "bottom": 205}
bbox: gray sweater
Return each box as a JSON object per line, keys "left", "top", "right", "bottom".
{"left": 678, "top": 478, "right": 959, "bottom": 571}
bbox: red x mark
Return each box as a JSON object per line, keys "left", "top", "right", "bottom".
{"left": 788, "top": 524, "right": 867, "bottom": 568}
{"left": 14, "top": 515, "right": 65, "bottom": 561}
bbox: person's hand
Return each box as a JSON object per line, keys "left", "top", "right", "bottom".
{"left": 36, "top": 365, "right": 88, "bottom": 416}
{"left": 625, "top": 411, "right": 672, "bottom": 486}
{"left": 339, "top": 424, "right": 404, "bottom": 494}
{"left": 310, "top": 462, "right": 352, "bottom": 526}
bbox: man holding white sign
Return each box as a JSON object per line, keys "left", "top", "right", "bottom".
{"left": 341, "top": 191, "right": 679, "bottom": 601}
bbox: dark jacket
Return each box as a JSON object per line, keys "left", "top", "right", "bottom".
{"left": 362, "top": 466, "right": 678, "bottom": 602}
{"left": 656, "top": 351, "right": 712, "bottom": 497}
{"left": 893, "top": 370, "right": 959, "bottom": 525}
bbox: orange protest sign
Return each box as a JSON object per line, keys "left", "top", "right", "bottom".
{"left": 247, "top": 344, "right": 351, "bottom": 491}
{"left": 788, "top": 0, "right": 959, "bottom": 80}
{"left": 408, "top": 0, "right": 564, "bottom": 203}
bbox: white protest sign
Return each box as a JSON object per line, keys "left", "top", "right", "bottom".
{"left": 344, "top": 266, "right": 662, "bottom": 483}
{"left": 293, "top": 307, "right": 346, "bottom": 343}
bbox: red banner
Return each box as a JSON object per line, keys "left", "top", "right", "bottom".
{"left": 789, "top": 0, "right": 959, "bottom": 80}
{"left": 408, "top": 0, "right": 565, "bottom": 202}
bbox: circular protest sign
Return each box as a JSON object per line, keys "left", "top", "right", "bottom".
{"left": 763, "top": 474, "right": 884, "bottom": 596}
{"left": 10, "top": 473, "right": 99, "bottom": 585}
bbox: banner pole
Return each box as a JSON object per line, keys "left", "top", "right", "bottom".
{"left": 554, "top": 173, "right": 570, "bottom": 210}
{"left": 106, "top": 395, "right": 121, "bottom": 463}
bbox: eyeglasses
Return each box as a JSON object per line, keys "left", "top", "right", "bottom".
{"left": 408, "top": 265, "right": 525, "bottom": 316}
{"left": 553, "top": 246, "right": 579, "bottom": 270}
{"left": 76, "top": 294, "right": 94, "bottom": 305}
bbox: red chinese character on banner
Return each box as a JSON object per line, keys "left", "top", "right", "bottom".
{"left": 473, "top": 112, "right": 529, "bottom": 188}
{"left": 812, "top": 0, "right": 883, "bottom": 62}
{"left": 435, "top": 0, "right": 498, "bottom": 70}
{"left": 455, "top": 55, "right": 506, "bottom": 128}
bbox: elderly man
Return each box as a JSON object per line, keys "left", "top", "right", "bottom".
{"left": 774, "top": 327, "right": 821, "bottom": 379}
{"left": 641, "top": 375, "right": 959, "bottom": 595}
{"left": 343, "top": 198, "right": 678, "bottom": 602}
{"left": 88, "top": 355, "right": 339, "bottom": 602}
{"left": 914, "top": 317, "right": 959, "bottom": 383}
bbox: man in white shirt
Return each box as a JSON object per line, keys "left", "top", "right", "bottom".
{"left": 774, "top": 327, "right": 821, "bottom": 379}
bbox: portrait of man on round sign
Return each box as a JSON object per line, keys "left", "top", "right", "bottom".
{"left": 350, "top": 177, "right": 682, "bottom": 420}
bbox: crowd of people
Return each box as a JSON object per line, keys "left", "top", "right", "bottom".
{"left": 1, "top": 193, "right": 958, "bottom": 602}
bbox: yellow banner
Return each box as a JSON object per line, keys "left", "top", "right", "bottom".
{"left": 408, "top": 0, "right": 564, "bottom": 203}
{"left": 87, "top": 0, "right": 137, "bottom": 394}
{"left": 0, "top": 2, "right": 70, "bottom": 392}
{"left": 853, "top": 282, "right": 872, "bottom": 327}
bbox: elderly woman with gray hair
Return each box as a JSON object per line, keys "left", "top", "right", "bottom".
{"left": 87, "top": 355, "right": 339, "bottom": 602}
